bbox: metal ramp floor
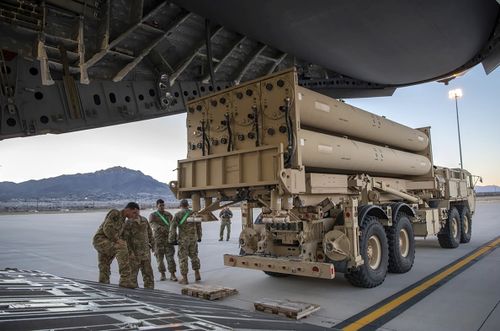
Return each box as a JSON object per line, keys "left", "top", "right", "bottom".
{"left": 0, "top": 268, "right": 328, "bottom": 330}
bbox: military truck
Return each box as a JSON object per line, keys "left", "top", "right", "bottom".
{"left": 169, "top": 69, "right": 479, "bottom": 288}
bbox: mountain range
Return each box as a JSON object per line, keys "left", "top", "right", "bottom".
{"left": 0, "top": 167, "right": 498, "bottom": 202}
{"left": 0, "top": 167, "right": 175, "bottom": 201}
{"left": 475, "top": 185, "right": 500, "bottom": 193}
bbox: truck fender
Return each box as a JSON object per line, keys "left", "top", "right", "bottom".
{"left": 358, "top": 205, "right": 388, "bottom": 225}
{"left": 390, "top": 203, "right": 415, "bottom": 221}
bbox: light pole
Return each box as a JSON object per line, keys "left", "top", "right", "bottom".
{"left": 448, "top": 88, "right": 463, "bottom": 169}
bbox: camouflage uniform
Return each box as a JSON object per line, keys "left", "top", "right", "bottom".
{"left": 219, "top": 208, "right": 233, "bottom": 241}
{"left": 169, "top": 208, "right": 202, "bottom": 276}
{"left": 123, "top": 216, "right": 155, "bottom": 289}
{"left": 92, "top": 209, "right": 132, "bottom": 286}
{"left": 149, "top": 210, "right": 176, "bottom": 274}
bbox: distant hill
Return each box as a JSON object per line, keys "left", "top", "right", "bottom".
{"left": 0, "top": 167, "right": 175, "bottom": 201}
{"left": 475, "top": 185, "right": 500, "bottom": 193}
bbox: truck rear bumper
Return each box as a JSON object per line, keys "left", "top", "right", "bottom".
{"left": 224, "top": 254, "right": 335, "bottom": 279}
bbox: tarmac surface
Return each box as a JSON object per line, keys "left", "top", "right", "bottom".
{"left": 0, "top": 199, "right": 499, "bottom": 330}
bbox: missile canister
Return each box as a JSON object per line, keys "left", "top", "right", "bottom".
{"left": 299, "top": 129, "right": 432, "bottom": 176}
{"left": 296, "top": 86, "right": 429, "bottom": 152}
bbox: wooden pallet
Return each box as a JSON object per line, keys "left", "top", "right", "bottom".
{"left": 181, "top": 284, "right": 238, "bottom": 300}
{"left": 254, "top": 298, "right": 320, "bottom": 320}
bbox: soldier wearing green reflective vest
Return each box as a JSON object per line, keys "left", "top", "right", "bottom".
{"left": 149, "top": 199, "right": 177, "bottom": 281}
{"left": 169, "top": 199, "right": 202, "bottom": 285}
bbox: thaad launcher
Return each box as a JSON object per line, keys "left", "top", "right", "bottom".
{"left": 169, "top": 69, "right": 478, "bottom": 288}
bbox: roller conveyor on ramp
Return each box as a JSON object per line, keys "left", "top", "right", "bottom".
{"left": 0, "top": 268, "right": 329, "bottom": 330}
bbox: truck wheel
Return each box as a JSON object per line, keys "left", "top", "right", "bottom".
{"left": 386, "top": 213, "right": 415, "bottom": 273}
{"left": 459, "top": 207, "right": 472, "bottom": 243}
{"left": 345, "top": 216, "right": 388, "bottom": 288}
{"left": 438, "top": 208, "right": 461, "bottom": 248}
{"left": 263, "top": 271, "right": 289, "bottom": 277}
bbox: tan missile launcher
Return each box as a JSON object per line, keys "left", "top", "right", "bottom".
{"left": 299, "top": 129, "right": 432, "bottom": 176}
{"left": 297, "top": 86, "right": 430, "bottom": 152}
{"left": 170, "top": 69, "right": 479, "bottom": 288}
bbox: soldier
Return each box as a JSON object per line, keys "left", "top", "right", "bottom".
{"left": 219, "top": 206, "right": 233, "bottom": 241}
{"left": 169, "top": 199, "right": 202, "bottom": 285}
{"left": 92, "top": 202, "right": 139, "bottom": 288}
{"left": 123, "top": 214, "right": 155, "bottom": 289}
{"left": 149, "top": 199, "right": 177, "bottom": 281}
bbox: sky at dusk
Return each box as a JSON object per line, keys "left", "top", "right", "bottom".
{"left": 0, "top": 65, "right": 499, "bottom": 186}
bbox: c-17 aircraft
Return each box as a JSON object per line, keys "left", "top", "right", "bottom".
{"left": 0, "top": 0, "right": 499, "bottom": 141}
{"left": 1, "top": 2, "right": 500, "bottom": 329}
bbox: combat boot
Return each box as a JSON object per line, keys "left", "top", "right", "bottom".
{"left": 179, "top": 274, "right": 188, "bottom": 285}
{"left": 195, "top": 270, "right": 201, "bottom": 281}
{"left": 160, "top": 272, "right": 167, "bottom": 281}
{"left": 119, "top": 281, "right": 137, "bottom": 289}
{"left": 170, "top": 272, "right": 178, "bottom": 281}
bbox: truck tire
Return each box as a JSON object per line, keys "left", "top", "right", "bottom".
{"left": 386, "top": 213, "right": 415, "bottom": 273}
{"left": 438, "top": 208, "right": 461, "bottom": 248}
{"left": 345, "top": 216, "right": 389, "bottom": 288}
{"left": 459, "top": 207, "right": 472, "bottom": 243}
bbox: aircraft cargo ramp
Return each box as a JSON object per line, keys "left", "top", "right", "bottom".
{"left": 0, "top": 268, "right": 327, "bottom": 331}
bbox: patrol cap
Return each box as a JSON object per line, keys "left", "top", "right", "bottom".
{"left": 125, "top": 202, "right": 140, "bottom": 210}
{"left": 180, "top": 199, "right": 189, "bottom": 208}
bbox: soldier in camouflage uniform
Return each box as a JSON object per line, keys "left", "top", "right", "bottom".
{"left": 219, "top": 206, "right": 233, "bottom": 241}
{"left": 149, "top": 199, "right": 177, "bottom": 281}
{"left": 169, "top": 199, "right": 202, "bottom": 285}
{"left": 123, "top": 214, "right": 155, "bottom": 289}
{"left": 92, "top": 202, "right": 139, "bottom": 288}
